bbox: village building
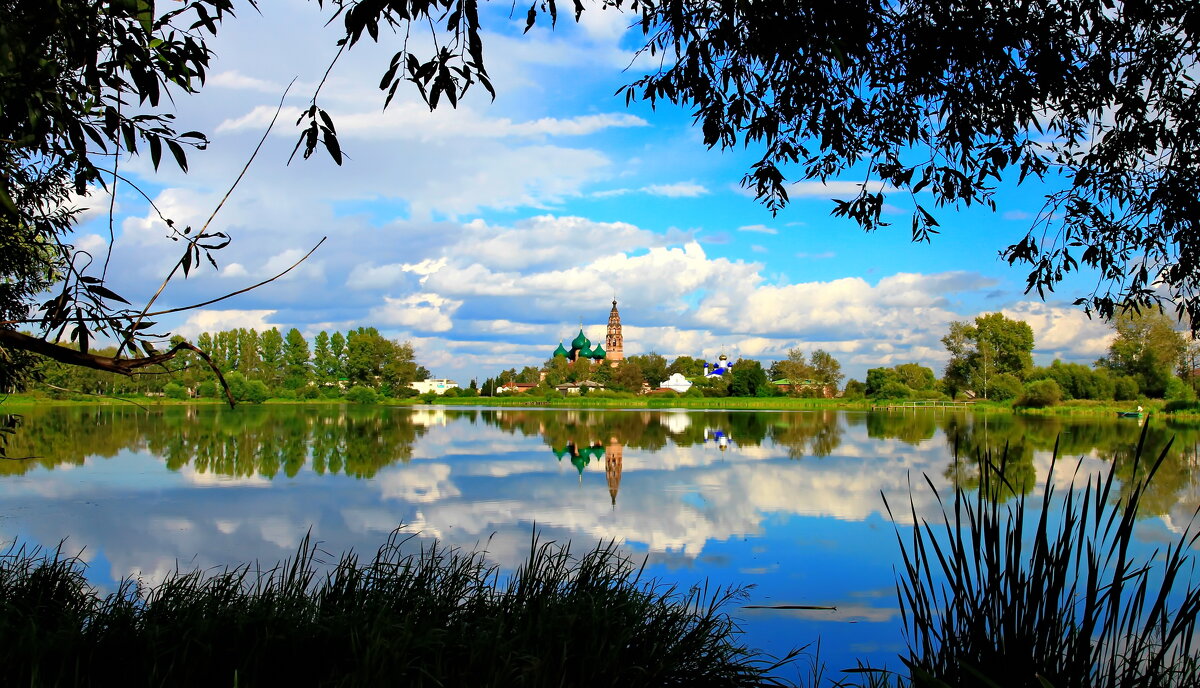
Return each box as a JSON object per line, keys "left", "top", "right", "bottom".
{"left": 411, "top": 378, "right": 459, "bottom": 394}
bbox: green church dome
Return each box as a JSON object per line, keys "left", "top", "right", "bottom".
{"left": 571, "top": 329, "right": 590, "bottom": 350}
{"left": 589, "top": 343, "right": 606, "bottom": 359}
{"left": 553, "top": 342, "right": 569, "bottom": 358}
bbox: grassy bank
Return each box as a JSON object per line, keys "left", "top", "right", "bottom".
{"left": 5, "top": 391, "right": 1186, "bottom": 416}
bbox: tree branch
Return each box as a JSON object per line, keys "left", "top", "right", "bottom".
{"left": 0, "top": 330, "right": 236, "bottom": 408}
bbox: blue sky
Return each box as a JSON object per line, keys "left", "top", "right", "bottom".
{"left": 70, "top": 1, "right": 1119, "bottom": 383}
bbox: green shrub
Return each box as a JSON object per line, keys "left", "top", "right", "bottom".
{"left": 298, "top": 385, "right": 320, "bottom": 400}
{"left": 1163, "top": 399, "right": 1200, "bottom": 413}
{"left": 196, "top": 380, "right": 218, "bottom": 398}
{"left": 1165, "top": 376, "right": 1196, "bottom": 402}
{"left": 346, "top": 385, "right": 379, "bottom": 404}
{"left": 985, "top": 372, "right": 1023, "bottom": 401}
{"left": 1114, "top": 375, "right": 1140, "bottom": 401}
{"left": 683, "top": 387, "right": 703, "bottom": 398}
{"left": 163, "top": 382, "right": 189, "bottom": 401}
{"left": 419, "top": 391, "right": 438, "bottom": 404}
{"left": 1015, "top": 378, "right": 1062, "bottom": 408}
{"left": 877, "top": 381, "right": 913, "bottom": 399}
{"left": 243, "top": 380, "right": 270, "bottom": 404}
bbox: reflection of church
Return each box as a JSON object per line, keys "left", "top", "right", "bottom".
{"left": 703, "top": 427, "right": 733, "bottom": 451}
{"left": 553, "top": 436, "right": 624, "bottom": 507}
{"left": 552, "top": 300, "right": 625, "bottom": 366}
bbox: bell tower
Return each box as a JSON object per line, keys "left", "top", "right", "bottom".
{"left": 605, "top": 299, "right": 624, "bottom": 364}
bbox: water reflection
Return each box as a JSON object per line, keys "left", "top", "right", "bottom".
{"left": 1, "top": 405, "right": 1198, "bottom": 669}
{"left": 5, "top": 406, "right": 1200, "bottom": 514}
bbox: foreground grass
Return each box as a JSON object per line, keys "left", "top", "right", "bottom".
{"left": 883, "top": 428, "right": 1200, "bottom": 688}
{"left": 0, "top": 532, "right": 798, "bottom": 688}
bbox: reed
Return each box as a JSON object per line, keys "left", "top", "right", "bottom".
{"left": 882, "top": 424, "right": 1200, "bottom": 688}
{"left": 0, "top": 531, "right": 797, "bottom": 687}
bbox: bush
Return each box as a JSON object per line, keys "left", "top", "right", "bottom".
{"left": 1015, "top": 379, "right": 1062, "bottom": 408}
{"left": 163, "top": 382, "right": 189, "bottom": 400}
{"left": 683, "top": 387, "right": 703, "bottom": 398}
{"left": 196, "top": 380, "right": 218, "bottom": 398}
{"left": 419, "top": 391, "right": 438, "bottom": 404}
{"left": 1163, "top": 399, "right": 1200, "bottom": 413}
{"left": 1114, "top": 375, "right": 1140, "bottom": 401}
{"left": 243, "top": 380, "right": 270, "bottom": 404}
{"left": 298, "top": 385, "right": 320, "bottom": 400}
{"left": 346, "top": 385, "right": 380, "bottom": 404}
{"left": 1165, "top": 376, "right": 1196, "bottom": 402}
{"left": 985, "top": 373, "right": 1023, "bottom": 402}
{"left": 877, "top": 381, "right": 913, "bottom": 399}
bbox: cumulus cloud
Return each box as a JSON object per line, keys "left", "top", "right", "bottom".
{"left": 176, "top": 309, "right": 280, "bottom": 338}
{"left": 1003, "top": 301, "right": 1114, "bottom": 360}
{"left": 369, "top": 293, "right": 462, "bottom": 332}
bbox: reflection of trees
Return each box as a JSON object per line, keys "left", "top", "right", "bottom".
{"left": 866, "top": 410, "right": 939, "bottom": 445}
{"left": 940, "top": 414, "right": 1037, "bottom": 501}
{"left": 768, "top": 411, "right": 842, "bottom": 458}
{"left": 0, "top": 406, "right": 149, "bottom": 474}
{"left": 1, "top": 406, "right": 427, "bottom": 480}
{"left": 1108, "top": 422, "right": 1200, "bottom": 517}
{"left": 473, "top": 409, "right": 781, "bottom": 453}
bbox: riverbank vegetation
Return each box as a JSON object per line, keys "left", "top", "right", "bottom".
{"left": 0, "top": 532, "right": 798, "bottom": 687}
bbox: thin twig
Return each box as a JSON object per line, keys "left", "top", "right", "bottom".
{"left": 43, "top": 383, "right": 151, "bottom": 411}
{"left": 118, "top": 81, "right": 295, "bottom": 356}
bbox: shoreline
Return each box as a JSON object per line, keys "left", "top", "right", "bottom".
{"left": 2, "top": 393, "right": 1187, "bottom": 418}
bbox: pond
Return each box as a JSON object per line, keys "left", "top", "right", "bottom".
{"left": 1, "top": 405, "right": 1197, "bottom": 676}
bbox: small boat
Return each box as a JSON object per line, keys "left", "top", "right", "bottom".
{"left": 1117, "top": 406, "right": 1145, "bottom": 419}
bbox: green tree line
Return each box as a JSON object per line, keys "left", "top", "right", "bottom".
{"left": 31, "top": 327, "right": 431, "bottom": 403}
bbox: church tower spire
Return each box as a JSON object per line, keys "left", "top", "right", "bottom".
{"left": 605, "top": 299, "right": 624, "bottom": 365}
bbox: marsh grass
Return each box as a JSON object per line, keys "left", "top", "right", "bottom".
{"left": 0, "top": 531, "right": 797, "bottom": 687}
{"left": 883, "top": 424, "right": 1200, "bottom": 688}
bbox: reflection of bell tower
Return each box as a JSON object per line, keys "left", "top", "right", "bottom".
{"left": 606, "top": 299, "right": 624, "bottom": 365}
{"left": 605, "top": 437, "right": 623, "bottom": 507}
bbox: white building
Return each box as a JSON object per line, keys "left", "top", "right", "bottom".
{"left": 661, "top": 372, "right": 693, "bottom": 393}
{"left": 411, "top": 378, "right": 459, "bottom": 395}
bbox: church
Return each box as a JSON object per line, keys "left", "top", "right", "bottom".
{"left": 552, "top": 300, "right": 625, "bottom": 366}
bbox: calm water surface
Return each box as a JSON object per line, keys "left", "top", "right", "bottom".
{"left": 2, "top": 405, "right": 1198, "bottom": 675}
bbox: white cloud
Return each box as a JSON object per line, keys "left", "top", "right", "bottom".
{"left": 209, "top": 70, "right": 288, "bottom": 94}
{"left": 593, "top": 181, "right": 710, "bottom": 199}
{"left": 738, "top": 224, "right": 778, "bottom": 235}
{"left": 1003, "top": 301, "right": 1114, "bottom": 360}
{"left": 176, "top": 309, "right": 279, "bottom": 338}
{"left": 216, "top": 103, "right": 646, "bottom": 140}
{"left": 642, "top": 182, "right": 708, "bottom": 197}
{"left": 369, "top": 293, "right": 462, "bottom": 332}
{"left": 788, "top": 180, "right": 901, "bottom": 197}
